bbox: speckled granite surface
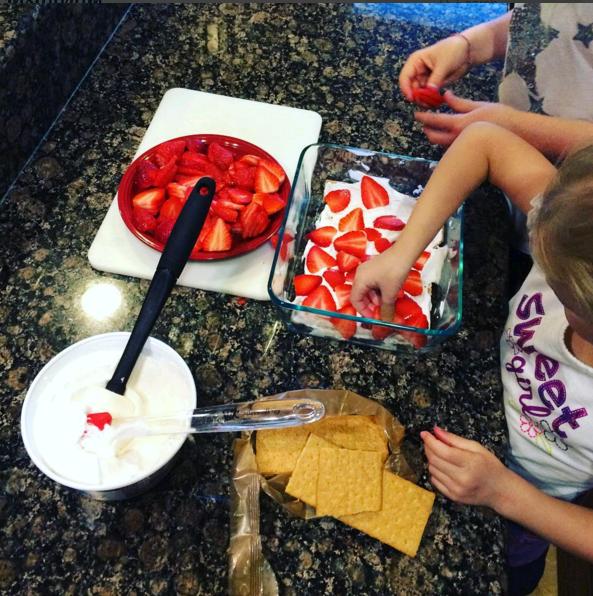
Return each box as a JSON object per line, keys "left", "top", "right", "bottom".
{"left": 0, "top": 4, "right": 128, "bottom": 199}
{"left": 0, "top": 4, "right": 511, "bottom": 594}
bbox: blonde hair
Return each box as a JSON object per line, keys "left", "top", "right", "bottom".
{"left": 529, "top": 144, "right": 593, "bottom": 320}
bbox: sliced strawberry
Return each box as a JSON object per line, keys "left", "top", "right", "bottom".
{"left": 339, "top": 208, "right": 365, "bottom": 232}
{"left": 323, "top": 268, "right": 345, "bottom": 289}
{"left": 160, "top": 198, "right": 183, "bottom": 221}
{"left": 252, "top": 193, "right": 264, "bottom": 206}
{"left": 413, "top": 251, "right": 431, "bottom": 271}
{"left": 154, "top": 217, "right": 176, "bottom": 244}
{"left": 374, "top": 237, "right": 393, "bottom": 253}
{"left": 175, "top": 174, "right": 203, "bottom": 186}
{"left": 395, "top": 295, "right": 423, "bottom": 321}
{"left": 154, "top": 139, "right": 186, "bottom": 166}
{"left": 132, "top": 208, "right": 157, "bottom": 232}
{"left": 153, "top": 157, "right": 178, "bottom": 188}
{"left": 259, "top": 158, "right": 286, "bottom": 185}
{"left": 361, "top": 176, "right": 389, "bottom": 209}
{"left": 211, "top": 201, "right": 238, "bottom": 223}
{"left": 336, "top": 251, "right": 361, "bottom": 273}
{"left": 218, "top": 199, "right": 244, "bottom": 211}
{"left": 294, "top": 274, "right": 322, "bottom": 296}
{"left": 203, "top": 217, "right": 232, "bottom": 252}
{"left": 307, "top": 226, "right": 336, "bottom": 247}
{"left": 334, "top": 230, "right": 367, "bottom": 258}
{"left": 412, "top": 86, "right": 445, "bottom": 109}
{"left": 231, "top": 222, "right": 243, "bottom": 236}
{"left": 194, "top": 214, "right": 215, "bottom": 251}
{"left": 167, "top": 182, "right": 191, "bottom": 203}
{"left": 262, "top": 193, "right": 286, "bottom": 215}
{"left": 237, "top": 154, "right": 261, "bottom": 167}
{"left": 334, "top": 283, "right": 352, "bottom": 308}
{"left": 208, "top": 142, "right": 234, "bottom": 170}
{"left": 302, "top": 285, "right": 336, "bottom": 312}
{"left": 271, "top": 232, "right": 293, "bottom": 261}
{"left": 330, "top": 304, "right": 358, "bottom": 339}
{"left": 132, "top": 188, "right": 165, "bottom": 214}
{"left": 255, "top": 165, "right": 280, "bottom": 193}
{"left": 228, "top": 188, "right": 253, "bottom": 204}
{"left": 364, "top": 227, "right": 381, "bottom": 241}
{"left": 344, "top": 269, "right": 357, "bottom": 283}
{"left": 374, "top": 215, "right": 405, "bottom": 231}
{"left": 135, "top": 159, "right": 159, "bottom": 191}
{"left": 240, "top": 202, "right": 269, "bottom": 239}
{"left": 306, "top": 246, "right": 337, "bottom": 273}
{"left": 394, "top": 312, "right": 429, "bottom": 348}
{"left": 370, "top": 303, "right": 396, "bottom": 341}
{"left": 179, "top": 152, "right": 223, "bottom": 179}
{"left": 324, "top": 189, "right": 350, "bottom": 213}
{"left": 229, "top": 164, "right": 256, "bottom": 190}
{"left": 402, "top": 269, "right": 423, "bottom": 296}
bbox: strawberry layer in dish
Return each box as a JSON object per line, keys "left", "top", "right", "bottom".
{"left": 291, "top": 172, "right": 448, "bottom": 347}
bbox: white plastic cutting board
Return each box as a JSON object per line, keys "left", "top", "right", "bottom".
{"left": 88, "top": 88, "right": 322, "bottom": 300}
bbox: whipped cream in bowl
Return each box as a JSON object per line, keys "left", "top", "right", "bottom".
{"left": 21, "top": 332, "right": 196, "bottom": 500}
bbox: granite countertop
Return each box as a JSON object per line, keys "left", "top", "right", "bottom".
{"left": 0, "top": 4, "right": 511, "bottom": 594}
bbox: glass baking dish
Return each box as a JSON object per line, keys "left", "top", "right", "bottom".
{"left": 267, "top": 143, "right": 463, "bottom": 352}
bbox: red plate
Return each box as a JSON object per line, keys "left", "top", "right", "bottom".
{"left": 117, "top": 134, "right": 290, "bottom": 260}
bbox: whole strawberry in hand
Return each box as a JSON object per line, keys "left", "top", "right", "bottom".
{"left": 411, "top": 85, "right": 446, "bottom": 109}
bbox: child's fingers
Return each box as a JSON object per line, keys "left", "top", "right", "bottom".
{"left": 428, "top": 473, "right": 454, "bottom": 500}
{"left": 421, "top": 430, "right": 468, "bottom": 466}
{"left": 369, "top": 289, "right": 381, "bottom": 306}
{"left": 422, "top": 126, "right": 457, "bottom": 147}
{"left": 424, "top": 450, "right": 461, "bottom": 478}
{"left": 433, "top": 426, "right": 484, "bottom": 454}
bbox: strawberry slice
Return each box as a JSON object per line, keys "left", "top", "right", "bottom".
{"left": 211, "top": 201, "right": 239, "bottom": 223}
{"left": 336, "top": 251, "right": 361, "bottom": 273}
{"left": 302, "top": 285, "right": 336, "bottom": 312}
{"left": 167, "top": 182, "right": 191, "bottom": 203}
{"left": 203, "top": 217, "right": 232, "bottom": 251}
{"left": 154, "top": 217, "right": 176, "bottom": 244}
{"left": 132, "top": 208, "right": 157, "bottom": 232}
{"left": 229, "top": 164, "right": 256, "bottom": 190}
{"left": 412, "top": 86, "right": 445, "bottom": 109}
{"left": 361, "top": 176, "right": 389, "bottom": 209}
{"left": 228, "top": 188, "right": 253, "bottom": 204}
{"left": 153, "top": 157, "right": 178, "bottom": 188}
{"left": 294, "top": 274, "right": 322, "bottom": 296}
{"left": 240, "top": 202, "right": 269, "bottom": 239}
{"left": 306, "top": 246, "right": 337, "bottom": 273}
{"left": 370, "top": 303, "right": 396, "bottom": 341}
{"left": 330, "top": 304, "right": 358, "bottom": 339}
{"left": 271, "top": 232, "right": 293, "bottom": 261}
{"left": 237, "top": 154, "right": 261, "bottom": 167}
{"left": 334, "top": 230, "right": 367, "bottom": 258}
{"left": 307, "top": 226, "right": 336, "bottom": 247}
{"left": 374, "top": 237, "right": 393, "bottom": 253}
{"left": 208, "top": 142, "right": 234, "bottom": 170}
{"left": 334, "top": 283, "right": 352, "bottom": 308}
{"left": 402, "top": 270, "right": 423, "bottom": 296}
{"left": 132, "top": 188, "right": 165, "bottom": 214}
{"left": 179, "top": 152, "right": 223, "bottom": 179}
{"left": 217, "top": 199, "right": 244, "bottom": 211}
{"left": 255, "top": 165, "right": 280, "bottom": 193}
{"left": 323, "top": 268, "right": 345, "bottom": 288}
{"left": 364, "top": 227, "right": 381, "bottom": 241}
{"left": 413, "top": 251, "right": 431, "bottom": 271}
{"left": 324, "top": 189, "right": 350, "bottom": 213}
{"left": 154, "top": 139, "right": 186, "bottom": 166}
{"left": 262, "top": 193, "right": 286, "bottom": 215}
{"left": 259, "top": 158, "right": 286, "bottom": 185}
{"left": 395, "top": 296, "right": 423, "bottom": 321}
{"left": 394, "top": 312, "right": 429, "bottom": 348}
{"left": 135, "top": 159, "right": 159, "bottom": 191}
{"left": 339, "top": 208, "right": 365, "bottom": 232}
{"left": 344, "top": 269, "right": 357, "bottom": 283}
{"left": 374, "top": 215, "right": 405, "bottom": 231}
{"left": 160, "top": 198, "right": 183, "bottom": 221}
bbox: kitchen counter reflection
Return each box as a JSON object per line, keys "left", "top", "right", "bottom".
{"left": 0, "top": 3, "right": 509, "bottom": 594}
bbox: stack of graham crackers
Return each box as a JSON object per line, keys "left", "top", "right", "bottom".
{"left": 255, "top": 415, "right": 435, "bottom": 557}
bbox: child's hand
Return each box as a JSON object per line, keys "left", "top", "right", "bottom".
{"left": 420, "top": 426, "right": 512, "bottom": 510}
{"left": 350, "top": 251, "right": 409, "bottom": 318}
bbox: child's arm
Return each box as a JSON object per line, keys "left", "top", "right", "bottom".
{"left": 351, "top": 121, "right": 557, "bottom": 316}
{"left": 422, "top": 427, "right": 593, "bottom": 562}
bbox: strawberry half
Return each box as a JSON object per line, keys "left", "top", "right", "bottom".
{"left": 154, "top": 139, "right": 186, "bottom": 166}
{"left": 229, "top": 188, "right": 253, "bottom": 204}
{"left": 230, "top": 164, "right": 256, "bottom": 190}
{"left": 203, "top": 217, "right": 232, "bottom": 251}
{"left": 259, "top": 158, "right": 286, "bottom": 185}
{"left": 255, "top": 165, "right": 280, "bottom": 193}
{"left": 339, "top": 208, "right": 365, "bottom": 232}
{"left": 413, "top": 251, "right": 431, "bottom": 271}
{"left": 307, "top": 226, "right": 336, "bottom": 247}
{"left": 364, "top": 227, "right": 381, "bottom": 241}
{"left": 132, "top": 208, "right": 157, "bottom": 232}
{"left": 334, "top": 283, "right": 352, "bottom": 308}
{"left": 374, "top": 215, "right": 405, "bottom": 231}
{"left": 330, "top": 304, "right": 358, "bottom": 339}
{"left": 262, "top": 193, "right": 286, "bottom": 215}
{"left": 240, "top": 202, "right": 270, "bottom": 239}
{"left": 302, "top": 285, "right": 336, "bottom": 312}
{"left": 334, "top": 230, "right": 367, "bottom": 258}
{"left": 135, "top": 159, "right": 158, "bottom": 191}
{"left": 160, "top": 198, "right": 183, "bottom": 221}
{"left": 306, "top": 246, "right": 337, "bottom": 273}
{"left": 324, "top": 189, "right": 350, "bottom": 213}
{"left": 412, "top": 86, "right": 445, "bottom": 109}
{"left": 361, "top": 176, "right": 389, "bottom": 209}
{"left": 208, "top": 142, "right": 234, "bottom": 170}
{"left": 132, "top": 188, "right": 165, "bottom": 214}
{"left": 294, "top": 274, "right": 322, "bottom": 296}
{"left": 402, "top": 269, "right": 423, "bottom": 296}
{"left": 323, "top": 268, "right": 345, "bottom": 289}
{"left": 153, "top": 157, "right": 178, "bottom": 188}
{"left": 336, "top": 251, "right": 361, "bottom": 273}
{"left": 211, "top": 201, "right": 239, "bottom": 223}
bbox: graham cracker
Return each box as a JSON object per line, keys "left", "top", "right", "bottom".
{"left": 255, "top": 425, "right": 312, "bottom": 475}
